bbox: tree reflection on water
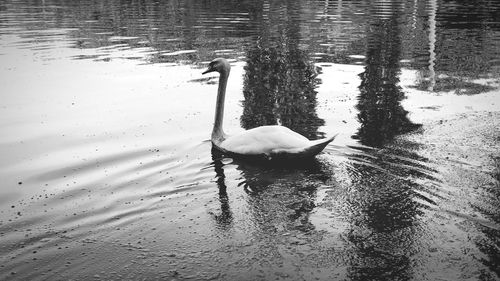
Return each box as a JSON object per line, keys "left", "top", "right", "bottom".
{"left": 241, "top": 42, "right": 325, "bottom": 140}
{"left": 240, "top": 0, "right": 325, "bottom": 140}
{"left": 345, "top": 3, "right": 428, "bottom": 280}
{"left": 355, "top": 6, "right": 421, "bottom": 148}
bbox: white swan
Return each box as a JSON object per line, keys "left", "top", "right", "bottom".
{"left": 202, "top": 58, "right": 336, "bottom": 160}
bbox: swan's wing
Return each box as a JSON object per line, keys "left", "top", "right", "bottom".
{"left": 219, "top": 125, "right": 311, "bottom": 155}
{"left": 219, "top": 126, "right": 337, "bottom": 159}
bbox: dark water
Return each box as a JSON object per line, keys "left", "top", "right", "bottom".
{"left": 0, "top": 0, "right": 499, "bottom": 280}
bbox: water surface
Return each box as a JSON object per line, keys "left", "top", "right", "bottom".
{"left": 0, "top": 0, "right": 499, "bottom": 280}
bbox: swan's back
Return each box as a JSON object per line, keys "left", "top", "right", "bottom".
{"left": 220, "top": 125, "right": 316, "bottom": 155}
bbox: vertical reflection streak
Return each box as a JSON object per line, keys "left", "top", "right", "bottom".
{"left": 211, "top": 150, "right": 233, "bottom": 230}
{"left": 428, "top": 0, "right": 437, "bottom": 91}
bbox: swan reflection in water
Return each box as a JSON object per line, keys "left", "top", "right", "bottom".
{"left": 209, "top": 147, "right": 330, "bottom": 234}
{"left": 209, "top": 149, "right": 234, "bottom": 230}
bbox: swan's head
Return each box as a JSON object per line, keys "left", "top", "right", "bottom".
{"left": 202, "top": 58, "right": 231, "bottom": 74}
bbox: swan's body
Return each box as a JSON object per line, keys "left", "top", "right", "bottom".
{"left": 215, "top": 125, "right": 335, "bottom": 159}
{"left": 203, "top": 58, "right": 336, "bottom": 160}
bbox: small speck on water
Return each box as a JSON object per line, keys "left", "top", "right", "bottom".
{"left": 18, "top": 182, "right": 22, "bottom": 185}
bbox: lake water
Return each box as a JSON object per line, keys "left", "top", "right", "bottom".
{"left": 0, "top": 0, "right": 499, "bottom": 280}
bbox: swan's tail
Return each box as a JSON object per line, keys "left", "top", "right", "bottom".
{"left": 304, "top": 134, "right": 338, "bottom": 156}
{"left": 271, "top": 134, "right": 338, "bottom": 159}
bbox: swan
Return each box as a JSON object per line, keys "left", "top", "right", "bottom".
{"left": 202, "top": 58, "right": 337, "bottom": 160}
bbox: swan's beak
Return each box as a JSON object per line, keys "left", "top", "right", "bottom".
{"left": 202, "top": 68, "right": 214, "bottom": 75}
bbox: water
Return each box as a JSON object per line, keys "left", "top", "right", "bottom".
{"left": 0, "top": 0, "right": 499, "bottom": 280}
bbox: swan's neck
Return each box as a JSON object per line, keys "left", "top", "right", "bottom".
{"left": 212, "top": 69, "right": 229, "bottom": 144}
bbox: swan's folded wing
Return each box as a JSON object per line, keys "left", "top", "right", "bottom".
{"left": 220, "top": 126, "right": 337, "bottom": 159}
{"left": 219, "top": 125, "right": 310, "bottom": 155}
